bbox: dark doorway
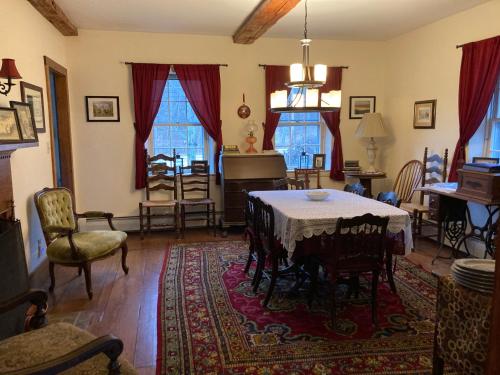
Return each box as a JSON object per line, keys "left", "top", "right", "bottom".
{"left": 44, "top": 56, "right": 74, "bottom": 191}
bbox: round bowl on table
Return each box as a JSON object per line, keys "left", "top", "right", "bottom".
{"left": 305, "top": 190, "right": 330, "bottom": 201}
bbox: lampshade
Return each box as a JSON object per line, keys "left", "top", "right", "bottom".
{"left": 305, "top": 89, "right": 319, "bottom": 107}
{"left": 321, "top": 90, "right": 341, "bottom": 108}
{"left": 270, "top": 90, "right": 287, "bottom": 109}
{"left": 290, "top": 63, "right": 304, "bottom": 82}
{"left": 355, "top": 113, "right": 387, "bottom": 138}
{"left": 313, "top": 64, "right": 327, "bottom": 82}
{"left": 0, "top": 59, "right": 21, "bottom": 79}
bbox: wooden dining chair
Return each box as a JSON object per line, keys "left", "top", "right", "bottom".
{"left": 179, "top": 164, "right": 216, "bottom": 238}
{"left": 272, "top": 177, "right": 305, "bottom": 191}
{"left": 319, "top": 214, "right": 389, "bottom": 326}
{"left": 344, "top": 182, "right": 367, "bottom": 196}
{"left": 243, "top": 192, "right": 262, "bottom": 286}
{"left": 139, "top": 150, "right": 179, "bottom": 239}
{"left": 294, "top": 168, "right": 321, "bottom": 189}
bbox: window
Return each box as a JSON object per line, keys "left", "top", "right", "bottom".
{"left": 274, "top": 89, "right": 332, "bottom": 170}
{"left": 148, "top": 75, "right": 213, "bottom": 171}
{"left": 469, "top": 77, "right": 500, "bottom": 160}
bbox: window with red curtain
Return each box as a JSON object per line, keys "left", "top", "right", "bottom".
{"left": 448, "top": 35, "right": 500, "bottom": 181}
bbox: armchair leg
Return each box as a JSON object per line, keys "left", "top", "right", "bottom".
{"left": 78, "top": 266, "right": 83, "bottom": 276}
{"left": 82, "top": 262, "right": 93, "bottom": 300}
{"left": 212, "top": 203, "right": 216, "bottom": 237}
{"left": 121, "top": 243, "right": 129, "bottom": 275}
{"left": 181, "top": 205, "right": 186, "bottom": 239}
{"left": 49, "top": 262, "right": 55, "bottom": 292}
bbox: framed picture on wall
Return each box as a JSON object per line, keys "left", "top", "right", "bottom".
{"left": 20, "top": 81, "right": 46, "bottom": 133}
{"left": 349, "top": 96, "right": 376, "bottom": 119}
{"left": 10, "top": 101, "right": 38, "bottom": 142}
{"left": 313, "top": 153, "right": 326, "bottom": 170}
{"left": 413, "top": 99, "right": 436, "bottom": 129}
{"left": 85, "top": 96, "right": 120, "bottom": 122}
{"left": 0, "top": 108, "right": 22, "bottom": 143}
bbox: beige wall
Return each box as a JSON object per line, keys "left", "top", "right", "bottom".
{"left": 382, "top": 0, "right": 500, "bottom": 190}
{"left": 66, "top": 31, "right": 387, "bottom": 217}
{"left": 1, "top": 0, "right": 68, "bottom": 271}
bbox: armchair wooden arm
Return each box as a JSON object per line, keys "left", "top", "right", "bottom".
{"left": 7, "top": 335, "right": 124, "bottom": 375}
{"left": 0, "top": 289, "right": 48, "bottom": 330}
{"left": 76, "top": 211, "right": 116, "bottom": 230}
{"left": 45, "top": 226, "right": 80, "bottom": 260}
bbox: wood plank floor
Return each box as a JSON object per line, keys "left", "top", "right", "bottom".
{"left": 30, "top": 229, "right": 453, "bottom": 374}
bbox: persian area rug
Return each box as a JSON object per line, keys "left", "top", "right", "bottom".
{"left": 157, "top": 241, "right": 439, "bottom": 374}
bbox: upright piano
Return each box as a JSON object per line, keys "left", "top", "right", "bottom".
{"left": 220, "top": 153, "right": 286, "bottom": 228}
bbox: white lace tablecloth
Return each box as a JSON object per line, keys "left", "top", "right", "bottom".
{"left": 250, "top": 189, "right": 413, "bottom": 256}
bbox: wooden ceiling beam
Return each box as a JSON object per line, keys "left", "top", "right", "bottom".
{"left": 28, "top": 0, "right": 78, "bottom": 36}
{"left": 233, "top": 0, "right": 301, "bottom": 44}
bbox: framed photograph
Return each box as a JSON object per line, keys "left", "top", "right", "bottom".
{"left": 349, "top": 96, "right": 376, "bottom": 119}
{"left": 472, "top": 156, "right": 499, "bottom": 164}
{"left": 10, "top": 101, "right": 38, "bottom": 142}
{"left": 20, "top": 81, "right": 46, "bottom": 133}
{"left": 0, "top": 108, "right": 22, "bottom": 143}
{"left": 413, "top": 100, "right": 436, "bottom": 129}
{"left": 313, "top": 153, "right": 326, "bottom": 170}
{"left": 85, "top": 96, "right": 120, "bottom": 122}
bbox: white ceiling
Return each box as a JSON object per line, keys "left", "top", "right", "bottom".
{"left": 56, "top": 0, "right": 490, "bottom": 41}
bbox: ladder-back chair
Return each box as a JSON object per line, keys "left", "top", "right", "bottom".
{"left": 294, "top": 168, "right": 321, "bottom": 189}
{"left": 179, "top": 163, "right": 216, "bottom": 237}
{"left": 139, "top": 150, "right": 179, "bottom": 239}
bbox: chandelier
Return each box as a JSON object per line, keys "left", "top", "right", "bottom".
{"left": 270, "top": 0, "right": 341, "bottom": 113}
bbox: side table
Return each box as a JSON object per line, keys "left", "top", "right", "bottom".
{"left": 343, "top": 171, "right": 386, "bottom": 198}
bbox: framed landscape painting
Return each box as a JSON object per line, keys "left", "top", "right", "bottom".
{"left": 20, "top": 81, "right": 46, "bottom": 133}
{"left": 413, "top": 99, "right": 436, "bottom": 129}
{"left": 349, "top": 96, "right": 376, "bottom": 119}
{"left": 85, "top": 96, "right": 120, "bottom": 122}
{"left": 0, "top": 108, "right": 22, "bottom": 143}
{"left": 10, "top": 101, "right": 38, "bottom": 142}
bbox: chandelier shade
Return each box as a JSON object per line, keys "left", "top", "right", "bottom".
{"left": 270, "top": 0, "right": 341, "bottom": 113}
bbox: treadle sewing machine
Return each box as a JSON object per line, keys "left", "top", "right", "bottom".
{"left": 423, "top": 167, "right": 499, "bottom": 262}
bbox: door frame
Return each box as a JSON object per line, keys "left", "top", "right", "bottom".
{"left": 44, "top": 56, "right": 75, "bottom": 193}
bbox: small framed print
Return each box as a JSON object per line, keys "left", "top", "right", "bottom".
{"left": 413, "top": 100, "right": 436, "bottom": 129}
{"left": 20, "top": 81, "right": 46, "bottom": 133}
{"left": 349, "top": 96, "right": 376, "bottom": 119}
{"left": 10, "top": 101, "right": 38, "bottom": 142}
{"left": 0, "top": 108, "right": 22, "bottom": 143}
{"left": 313, "top": 153, "right": 326, "bottom": 170}
{"left": 85, "top": 96, "right": 120, "bottom": 122}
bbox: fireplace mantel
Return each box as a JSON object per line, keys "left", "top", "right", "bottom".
{"left": 0, "top": 142, "right": 38, "bottom": 219}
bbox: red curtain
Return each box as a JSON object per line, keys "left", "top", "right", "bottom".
{"left": 449, "top": 35, "right": 500, "bottom": 181}
{"left": 132, "top": 63, "right": 170, "bottom": 189}
{"left": 320, "top": 67, "right": 344, "bottom": 180}
{"left": 262, "top": 66, "right": 290, "bottom": 150}
{"left": 175, "top": 64, "right": 223, "bottom": 184}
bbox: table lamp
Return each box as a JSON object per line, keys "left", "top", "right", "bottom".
{"left": 355, "top": 113, "right": 387, "bottom": 173}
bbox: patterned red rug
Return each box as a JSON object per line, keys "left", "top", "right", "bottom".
{"left": 157, "top": 241, "right": 439, "bottom": 374}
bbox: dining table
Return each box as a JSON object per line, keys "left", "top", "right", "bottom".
{"left": 249, "top": 188, "right": 413, "bottom": 256}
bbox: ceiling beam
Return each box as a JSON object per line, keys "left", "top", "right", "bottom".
{"left": 233, "top": 0, "right": 301, "bottom": 44}
{"left": 28, "top": 0, "right": 78, "bottom": 36}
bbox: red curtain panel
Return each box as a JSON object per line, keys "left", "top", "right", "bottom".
{"left": 320, "top": 67, "right": 344, "bottom": 180}
{"left": 449, "top": 35, "right": 500, "bottom": 181}
{"left": 175, "top": 64, "right": 223, "bottom": 184}
{"left": 132, "top": 63, "right": 170, "bottom": 189}
{"left": 262, "top": 65, "right": 290, "bottom": 150}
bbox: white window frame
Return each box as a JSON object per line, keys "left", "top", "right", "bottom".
{"left": 147, "top": 74, "right": 212, "bottom": 171}
{"left": 274, "top": 116, "right": 332, "bottom": 171}
{"left": 481, "top": 78, "right": 500, "bottom": 157}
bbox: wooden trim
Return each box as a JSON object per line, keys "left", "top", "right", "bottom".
{"left": 44, "top": 57, "right": 75, "bottom": 194}
{"left": 28, "top": 0, "right": 78, "bottom": 36}
{"left": 233, "top": 0, "right": 301, "bottom": 44}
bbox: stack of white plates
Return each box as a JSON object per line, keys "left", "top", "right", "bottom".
{"left": 451, "top": 259, "right": 495, "bottom": 294}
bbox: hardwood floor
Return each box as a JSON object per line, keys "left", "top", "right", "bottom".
{"left": 30, "top": 229, "right": 453, "bottom": 374}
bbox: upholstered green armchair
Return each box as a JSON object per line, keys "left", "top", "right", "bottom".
{"left": 0, "top": 289, "right": 137, "bottom": 374}
{"left": 34, "top": 187, "right": 129, "bottom": 300}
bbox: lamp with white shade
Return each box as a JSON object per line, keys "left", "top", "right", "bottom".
{"left": 355, "top": 113, "right": 387, "bottom": 173}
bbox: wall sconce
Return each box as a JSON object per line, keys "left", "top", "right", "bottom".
{"left": 0, "top": 59, "right": 22, "bottom": 96}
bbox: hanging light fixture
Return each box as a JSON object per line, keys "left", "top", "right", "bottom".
{"left": 270, "top": 0, "right": 341, "bottom": 113}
